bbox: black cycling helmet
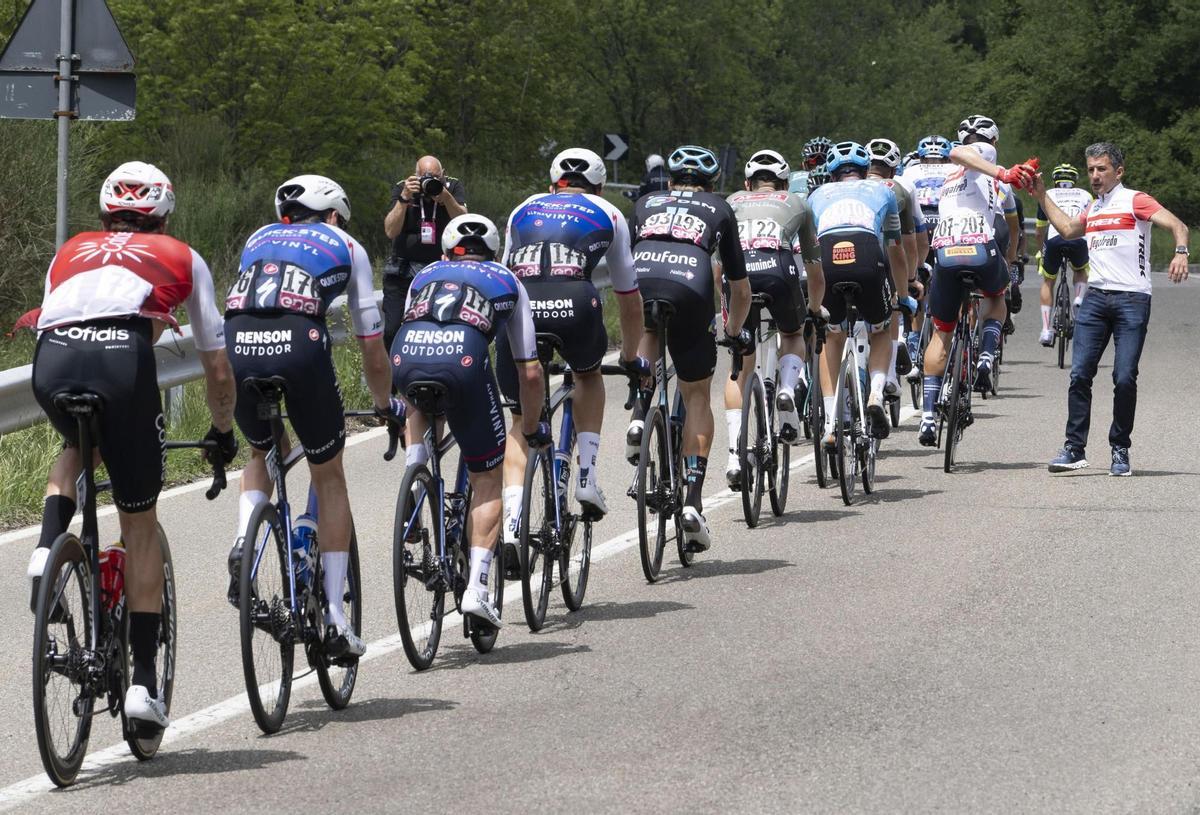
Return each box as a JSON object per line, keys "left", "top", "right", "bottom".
{"left": 802, "top": 137, "right": 833, "bottom": 169}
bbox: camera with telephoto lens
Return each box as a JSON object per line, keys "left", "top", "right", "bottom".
{"left": 419, "top": 174, "right": 444, "bottom": 198}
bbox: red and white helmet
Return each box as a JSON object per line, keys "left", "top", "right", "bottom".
{"left": 550, "top": 147, "right": 606, "bottom": 187}
{"left": 99, "top": 161, "right": 175, "bottom": 219}
{"left": 275, "top": 174, "right": 351, "bottom": 223}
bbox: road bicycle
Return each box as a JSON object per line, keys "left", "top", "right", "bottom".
{"left": 516, "top": 334, "right": 636, "bottom": 630}
{"left": 392, "top": 380, "right": 504, "bottom": 670}
{"left": 936, "top": 274, "right": 983, "bottom": 473}
{"left": 825, "top": 282, "right": 880, "bottom": 506}
{"left": 32, "top": 391, "right": 224, "bottom": 786}
{"left": 802, "top": 314, "right": 828, "bottom": 488}
{"left": 1050, "top": 263, "right": 1075, "bottom": 370}
{"left": 235, "top": 376, "right": 397, "bottom": 733}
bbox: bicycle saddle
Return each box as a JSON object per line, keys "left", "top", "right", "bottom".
{"left": 52, "top": 392, "right": 103, "bottom": 416}
{"left": 243, "top": 375, "right": 289, "bottom": 401}
{"left": 958, "top": 271, "right": 980, "bottom": 288}
{"left": 750, "top": 292, "right": 774, "bottom": 307}
{"left": 642, "top": 299, "right": 676, "bottom": 325}
{"left": 405, "top": 381, "right": 450, "bottom": 416}
{"left": 535, "top": 332, "right": 564, "bottom": 364}
{"left": 832, "top": 282, "right": 862, "bottom": 302}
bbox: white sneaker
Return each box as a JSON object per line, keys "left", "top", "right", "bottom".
{"left": 1039, "top": 328, "right": 1054, "bottom": 347}
{"left": 576, "top": 471, "right": 608, "bottom": 518}
{"left": 461, "top": 587, "right": 504, "bottom": 629}
{"left": 776, "top": 390, "right": 800, "bottom": 444}
{"left": 124, "top": 685, "right": 169, "bottom": 730}
{"left": 27, "top": 547, "right": 48, "bottom": 614}
{"left": 325, "top": 622, "right": 367, "bottom": 658}
{"left": 680, "top": 506, "right": 711, "bottom": 553}
{"left": 625, "top": 418, "right": 644, "bottom": 464}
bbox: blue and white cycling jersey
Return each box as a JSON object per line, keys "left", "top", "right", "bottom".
{"left": 805, "top": 179, "right": 902, "bottom": 249}
{"left": 502, "top": 192, "right": 637, "bottom": 293}
{"left": 404, "top": 259, "right": 537, "bottom": 361}
{"left": 226, "top": 222, "right": 381, "bottom": 337}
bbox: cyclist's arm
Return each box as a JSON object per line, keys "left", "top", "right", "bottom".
{"left": 345, "top": 239, "right": 392, "bottom": 410}
{"left": 184, "top": 250, "right": 235, "bottom": 431}
{"left": 721, "top": 252, "right": 751, "bottom": 337}
{"left": 605, "top": 209, "right": 645, "bottom": 363}
{"left": 1001, "top": 187, "right": 1020, "bottom": 263}
{"left": 883, "top": 194, "right": 908, "bottom": 297}
{"left": 1029, "top": 175, "right": 1085, "bottom": 240}
{"left": 505, "top": 280, "right": 546, "bottom": 434}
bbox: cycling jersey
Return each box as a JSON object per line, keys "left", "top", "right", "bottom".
{"left": 225, "top": 222, "right": 382, "bottom": 338}
{"left": 787, "top": 170, "right": 810, "bottom": 196}
{"left": 20, "top": 231, "right": 224, "bottom": 350}
{"left": 1037, "top": 186, "right": 1093, "bottom": 241}
{"left": 891, "top": 174, "right": 928, "bottom": 234}
{"left": 806, "top": 179, "right": 902, "bottom": 247}
{"left": 932, "top": 150, "right": 1007, "bottom": 250}
{"left": 1077, "top": 183, "right": 1162, "bottom": 294}
{"left": 501, "top": 191, "right": 637, "bottom": 293}
{"left": 403, "top": 260, "right": 536, "bottom": 357}
{"left": 905, "top": 162, "right": 956, "bottom": 222}
{"left": 727, "top": 188, "right": 815, "bottom": 333}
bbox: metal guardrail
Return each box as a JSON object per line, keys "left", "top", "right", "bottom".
{"left": 0, "top": 291, "right": 380, "bottom": 436}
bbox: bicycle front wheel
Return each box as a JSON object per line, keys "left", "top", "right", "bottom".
{"left": 738, "top": 372, "right": 766, "bottom": 528}
{"left": 519, "top": 447, "right": 555, "bottom": 631}
{"left": 1056, "top": 277, "right": 1071, "bottom": 369}
{"left": 835, "top": 368, "right": 859, "bottom": 506}
{"left": 560, "top": 518, "right": 591, "bottom": 611}
{"left": 124, "top": 524, "right": 177, "bottom": 760}
{"left": 943, "top": 335, "right": 968, "bottom": 473}
{"left": 393, "top": 464, "right": 445, "bottom": 671}
{"left": 768, "top": 392, "right": 790, "bottom": 517}
{"left": 240, "top": 502, "right": 294, "bottom": 734}
{"left": 808, "top": 359, "right": 828, "bottom": 489}
{"left": 315, "top": 524, "right": 362, "bottom": 710}
{"left": 33, "top": 532, "right": 94, "bottom": 787}
{"left": 636, "top": 406, "right": 670, "bottom": 582}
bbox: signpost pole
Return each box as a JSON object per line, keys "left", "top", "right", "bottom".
{"left": 54, "top": 0, "right": 74, "bottom": 248}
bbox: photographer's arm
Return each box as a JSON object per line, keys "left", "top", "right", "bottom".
{"left": 384, "top": 176, "right": 421, "bottom": 240}
{"left": 438, "top": 187, "right": 467, "bottom": 219}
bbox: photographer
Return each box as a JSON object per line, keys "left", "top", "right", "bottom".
{"left": 382, "top": 155, "right": 467, "bottom": 348}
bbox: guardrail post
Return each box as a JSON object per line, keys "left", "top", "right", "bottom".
{"left": 164, "top": 384, "right": 184, "bottom": 427}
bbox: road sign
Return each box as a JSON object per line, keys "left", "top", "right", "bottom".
{"left": 603, "top": 133, "right": 629, "bottom": 162}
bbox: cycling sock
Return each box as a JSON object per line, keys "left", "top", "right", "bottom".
{"left": 922, "top": 374, "right": 942, "bottom": 417}
{"left": 1074, "top": 281, "right": 1087, "bottom": 303}
{"left": 823, "top": 396, "right": 836, "bottom": 435}
{"left": 778, "top": 354, "right": 802, "bottom": 394}
{"left": 1041, "top": 305, "right": 1052, "bottom": 331}
{"left": 321, "top": 551, "right": 349, "bottom": 628}
{"left": 870, "top": 370, "right": 887, "bottom": 399}
{"left": 406, "top": 441, "right": 430, "bottom": 468}
{"left": 37, "top": 495, "right": 75, "bottom": 550}
{"left": 468, "top": 547, "right": 493, "bottom": 594}
{"left": 684, "top": 455, "right": 707, "bottom": 513}
{"left": 236, "top": 490, "right": 267, "bottom": 540}
{"left": 576, "top": 432, "right": 600, "bottom": 479}
{"left": 502, "top": 486, "right": 522, "bottom": 543}
{"left": 979, "top": 319, "right": 1002, "bottom": 365}
{"left": 725, "top": 409, "right": 740, "bottom": 449}
{"left": 129, "top": 612, "right": 160, "bottom": 696}
{"left": 888, "top": 342, "right": 898, "bottom": 378}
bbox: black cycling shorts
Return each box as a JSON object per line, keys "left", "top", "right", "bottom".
{"left": 391, "top": 320, "right": 507, "bottom": 473}
{"left": 819, "top": 232, "right": 893, "bottom": 329}
{"left": 32, "top": 318, "right": 165, "bottom": 513}
{"left": 1040, "top": 236, "right": 1089, "bottom": 279}
{"left": 929, "top": 240, "right": 1009, "bottom": 331}
{"left": 496, "top": 280, "right": 606, "bottom": 411}
{"left": 638, "top": 276, "right": 716, "bottom": 383}
{"left": 227, "top": 313, "right": 346, "bottom": 465}
{"left": 730, "top": 249, "right": 806, "bottom": 334}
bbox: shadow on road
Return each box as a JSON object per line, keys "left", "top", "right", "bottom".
{"left": 429, "top": 638, "right": 592, "bottom": 672}
{"left": 786, "top": 508, "right": 862, "bottom": 522}
{"left": 64, "top": 746, "right": 304, "bottom": 789}
{"left": 864, "top": 487, "right": 944, "bottom": 504}
{"left": 272, "top": 696, "right": 459, "bottom": 735}
{"left": 536, "top": 599, "right": 695, "bottom": 634}
{"left": 947, "top": 460, "right": 1042, "bottom": 474}
{"left": 655, "top": 557, "right": 793, "bottom": 585}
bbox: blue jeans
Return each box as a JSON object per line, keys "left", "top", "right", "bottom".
{"left": 1065, "top": 287, "right": 1152, "bottom": 450}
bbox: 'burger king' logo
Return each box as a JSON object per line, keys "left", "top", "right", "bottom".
{"left": 832, "top": 241, "right": 856, "bottom": 265}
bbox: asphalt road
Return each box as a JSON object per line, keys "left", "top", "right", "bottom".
{"left": 1, "top": 273, "right": 1197, "bottom": 813}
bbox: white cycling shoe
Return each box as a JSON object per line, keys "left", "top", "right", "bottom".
{"left": 625, "top": 419, "right": 644, "bottom": 463}
{"left": 27, "top": 547, "right": 48, "bottom": 614}
{"left": 124, "top": 685, "right": 169, "bottom": 730}
{"left": 1039, "top": 328, "right": 1054, "bottom": 347}
{"left": 462, "top": 588, "right": 504, "bottom": 629}
{"left": 576, "top": 472, "right": 609, "bottom": 518}
{"left": 776, "top": 390, "right": 801, "bottom": 445}
{"left": 325, "top": 622, "right": 367, "bottom": 658}
{"left": 680, "top": 506, "right": 712, "bottom": 553}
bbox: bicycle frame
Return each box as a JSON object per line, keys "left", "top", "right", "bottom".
{"left": 400, "top": 421, "right": 468, "bottom": 594}
{"left": 833, "top": 316, "right": 870, "bottom": 435}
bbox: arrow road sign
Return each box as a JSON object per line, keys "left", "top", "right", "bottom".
{"left": 603, "top": 133, "right": 629, "bottom": 162}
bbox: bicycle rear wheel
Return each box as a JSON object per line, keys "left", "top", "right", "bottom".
{"left": 835, "top": 367, "right": 859, "bottom": 506}
{"left": 519, "top": 448, "right": 555, "bottom": 631}
{"left": 738, "top": 373, "right": 766, "bottom": 528}
{"left": 636, "top": 406, "right": 669, "bottom": 582}
{"left": 124, "top": 524, "right": 177, "bottom": 759}
{"left": 315, "top": 524, "right": 362, "bottom": 710}
{"left": 1055, "top": 276, "right": 1071, "bottom": 369}
{"left": 393, "top": 464, "right": 445, "bottom": 671}
{"left": 808, "top": 359, "right": 828, "bottom": 489}
{"left": 861, "top": 435, "right": 878, "bottom": 494}
{"left": 33, "top": 533, "right": 94, "bottom": 787}
{"left": 943, "top": 334, "right": 968, "bottom": 473}
{"left": 560, "top": 517, "right": 592, "bottom": 611}
{"left": 240, "top": 502, "right": 294, "bottom": 734}
{"left": 768, "top": 393, "right": 790, "bottom": 517}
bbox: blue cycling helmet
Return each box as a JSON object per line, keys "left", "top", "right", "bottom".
{"left": 667, "top": 145, "right": 720, "bottom": 183}
{"left": 916, "top": 135, "right": 952, "bottom": 159}
{"left": 823, "top": 141, "right": 870, "bottom": 176}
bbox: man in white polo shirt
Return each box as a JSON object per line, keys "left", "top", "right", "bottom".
{"left": 1031, "top": 142, "right": 1190, "bottom": 476}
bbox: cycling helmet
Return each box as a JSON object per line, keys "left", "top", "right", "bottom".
{"left": 550, "top": 147, "right": 606, "bottom": 187}
{"left": 916, "top": 135, "right": 952, "bottom": 159}
{"left": 807, "top": 167, "right": 831, "bottom": 193}
{"left": 901, "top": 150, "right": 920, "bottom": 170}
{"left": 957, "top": 114, "right": 999, "bottom": 143}
{"left": 802, "top": 137, "right": 833, "bottom": 168}
{"left": 275, "top": 174, "right": 351, "bottom": 223}
{"left": 646, "top": 153, "right": 665, "bottom": 171}
{"left": 1052, "top": 163, "right": 1079, "bottom": 184}
{"left": 100, "top": 161, "right": 175, "bottom": 219}
{"left": 442, "top": 213, "right": 500, "bottom": 257}
{"left": 667, "top": 145, "right": 720, "bottom": 183}
{"left": 744, "top": 148, "right": 789, "bottom": 181}
{"left": 824, "top": 141, "right": 871, "bottom": 176}
{"left": 866, "top": 138, "right": 902, "bottom": 169}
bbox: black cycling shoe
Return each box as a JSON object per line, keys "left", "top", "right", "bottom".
{"left": 918, "top": 420, "right": 937, "bottom": 447}
{"left": 226, "top": 537, "right": 243, "bottom": 609}
{"left": 502, "top": 542, "right": 521, "bottom": 581}
{"left": 1002, "top": 315, "right": 1015, "bottom": 336}
{"left": 1009, "top": 283, "right": 1022, "bottom": 314}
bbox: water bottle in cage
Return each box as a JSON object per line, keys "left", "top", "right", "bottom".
{"left": 554, "top": 449, "right": 571, "bottom": 502}
{"left": 99, "top": 540, "right": 126, "bottom": 612}
{"left": 291, "top": 515, "right": 317, "bottom": 588}
{"left": 446, "top": 494, "right": 466, "bottom": 547}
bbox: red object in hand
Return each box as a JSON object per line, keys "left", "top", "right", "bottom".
{"left": 997, "top": 165, "right": 1033, "bottom": 188}
{"left": 1025, "top": 157, "right": 1040, "bottom": 172}
{"left": 99, "top": 542, "right": 126, "bottom": 612}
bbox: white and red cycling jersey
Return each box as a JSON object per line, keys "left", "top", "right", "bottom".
{"left": 1078, "top": 183, "right": 1162, "bottom": 294}
{"left": 16, "top": 231, "right": 225, "bottom": 351}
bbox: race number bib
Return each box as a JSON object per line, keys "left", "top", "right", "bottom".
{"left": 640, "top": 210, "right": 708, "bottom": 244}
{"left": 738, "top": 218, "right": 783, "bottom": 251}
{"left": 930, "top": 211, "right": 990, "bottom": 249}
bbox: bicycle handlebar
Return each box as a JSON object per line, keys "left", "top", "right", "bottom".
{"left": 715, "top": 338, "right": 745, "bottom": 381}
{"left": 344, "top": 409, "right": 402, "bottom": 461}
{"left": 164, "top": 440, "right": 226, "bottom": 500}
{"left": 599, "top": 363, "right": 641, "bottom": 411}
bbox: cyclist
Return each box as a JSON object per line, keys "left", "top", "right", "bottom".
{"left": 806, "top": 141, "right": 909, "bottom": 442}
{"left": 497, "top": 148, "right": 646, "bottom": 566}
{"left": 722, "top": 149, "right": 820, "bottom": 487}
{"left": 224, "top": 175, "right": 399, "bottom": 659}
{"left": 393, "top": 214, "right": 545, "bottom": 627}
{"left": 918, "top": 118, "right": 1036, "bottom": 445}
{"left": 626, "top": 144, "right": 751, "bottom": 552}
{"left": 789, "top": 136, "right": 833, "bottom": 195}
{"left": 21, "top": 161, "right": 236, "bottom": 730}
{"left": 1035, "top": 163, "right": 1092, "bottom": 346}
{"left": 899, "top": 135, "right": 954, "bottom": 363}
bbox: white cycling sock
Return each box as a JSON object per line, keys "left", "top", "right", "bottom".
{"left": 870, "top": 371, "right": 887, "bottom": 399}
{"left": 778, "top": 354, "right": 802, "bottom": 395}
{"left": 888, "top": 342, "right": 899, "bottom": 378}
{"left": 468, "top": 547, "right": 493, "bottom": 594}
{"left": 322, "top": 551, "right": 349, "bottom": 628}
{"left": 237, "top": 490, "right": 268, "bottom": 540}
{"left": 577, "top": 432, "right": 600, "bottom": 478}
{"left": 1041, "top": 304, "right": 1052, "bottom": 331}
{"left": 823, "top": 396, "right": 836, "bottom": 435}
{"left": 502, "top": 486, "right": 522, "bottom": 544}
{"left": 725, "top": 408, "right": 740, "bottom": 448}
{"left": 405, "top": 441, "right": 430, "bottom": 468}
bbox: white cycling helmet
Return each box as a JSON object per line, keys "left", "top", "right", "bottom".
{"left": 744, "top": 149, "right": 789, "bottom": 180}
{"left": 646, "top": 153, "right": 664, "bottom": 171}
{"left": 442, "top": 213, "right": 500, "bottom": 257}
{"left": 957, "top": 114, "right": 999, "bottom": 143}
{"left": 100, "top": 161, "right": 175, "bottom": 219}
{"left": 866, "top": 138, "right": 902, "bottom": 169}
{"left": 275, "top": 174, "right": 351, "bottom": 223}
{"left": 549, "top": 147, "right": 606, "bottom": 187}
